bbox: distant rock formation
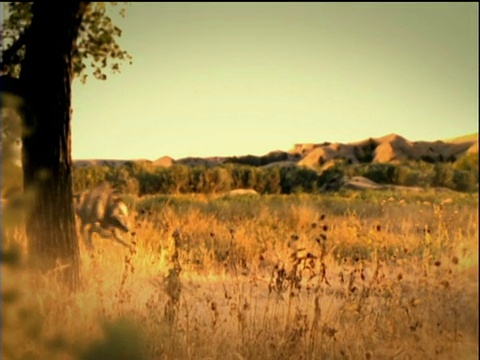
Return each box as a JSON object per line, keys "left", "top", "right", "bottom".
{"left": 73, "top": 133, "right": 478, "bottom": 172}
{"left": 224, "top": 150, "right": 300, "bottom": 167}
{"left": 294, "top": 133, "right": 478, "bottom": 171}
{"left": 224, "top": 189, "right": 260, "bottom": 197}
{"left": 175, "top": 157, "right": 225, "bottom": 167}
{"left": 153, "top": 156, "right": 175, "bottom": 167}
{"left": 73, "top": 159, "right": 136, "bottom": 168}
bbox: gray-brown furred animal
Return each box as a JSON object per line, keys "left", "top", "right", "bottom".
{"left": 74, "top": 183, "right": 131, "bottom": 249}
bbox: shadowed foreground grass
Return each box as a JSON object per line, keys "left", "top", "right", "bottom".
{"left": 2, "top": 190, "right": 478, "bottom": 359}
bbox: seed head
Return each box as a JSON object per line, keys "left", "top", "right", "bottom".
{"left": 210, "top": 301, "right": 217, "bottom": 311}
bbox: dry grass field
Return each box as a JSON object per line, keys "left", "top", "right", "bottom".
{"left": 2, "top": 189, "right": 478, "bottom": 359}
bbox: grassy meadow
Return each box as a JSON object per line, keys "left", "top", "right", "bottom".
{"left": 1, "top": 189, "right": 478, "bottom": 359}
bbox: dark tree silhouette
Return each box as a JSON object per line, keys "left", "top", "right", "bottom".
{"left": 18, "top": 2, "right": 87, "bottom": 288}
{"left": 1, "top": 2, "right": 132, "bottom": 289}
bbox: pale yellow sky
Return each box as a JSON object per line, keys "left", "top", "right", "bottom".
{"left": 71, "top": 2, "right": 478, "bottom": 160}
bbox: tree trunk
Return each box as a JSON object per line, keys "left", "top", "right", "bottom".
{"left": 20, "top": 2, "right": 88, "bottom": 290}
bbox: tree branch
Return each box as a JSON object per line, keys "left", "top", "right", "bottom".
{"left": 1, "top": 25, "right": 32, "bottom": 71}
{"left": 1, "top": 2, "right": 91, "bottom": 73}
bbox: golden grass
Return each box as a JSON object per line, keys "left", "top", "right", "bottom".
{"left": 2, "top": 190, "right": 478, "bottom": 359}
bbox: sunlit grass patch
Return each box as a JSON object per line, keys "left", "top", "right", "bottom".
{"left": 2, "top": 190, "right": 478, "bottom": 359}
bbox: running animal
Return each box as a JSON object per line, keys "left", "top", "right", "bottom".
{"left": 74, "top": 183, "right": 131, "bottom": 249}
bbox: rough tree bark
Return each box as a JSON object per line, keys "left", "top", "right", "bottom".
{"left": 19, "top": 2, "right": 89, "bottom": 290}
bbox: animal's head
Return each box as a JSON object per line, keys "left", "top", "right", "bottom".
{"left": 109, "top": 199, "right": 130, "bottom": 233}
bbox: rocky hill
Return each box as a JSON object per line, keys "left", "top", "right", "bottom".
{"left": 73, "top": 133, "right": 478, "bottom": 172}
{"left": 293, "top": 133, "right": 477, "bottom": 171}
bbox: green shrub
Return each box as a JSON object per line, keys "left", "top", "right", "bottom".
{"left": 432, "top": 163, "right": 455, "bottom": 188}
{"left": 453, "top": 169, "right": 477, "bottom": 192}
{"left": 454, "top": 153, "right": 478, "bottom": 174}
{"left": 362, "top": 164, "right": 396, "bottom": 184}
{"left": 73, "top": 166, "right": 110, "bottom": 193}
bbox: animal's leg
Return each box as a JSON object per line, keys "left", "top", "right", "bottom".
{"left": 81, "top": 224, "right": 94, "bottom": 250}
{"left": 111, "top": 229, "right": 131, "bottom": 248}
{"left": 87, "top": 222, "right": 110, "bottom": 249}
{"left": 93, "top": 224, "right": 114, "bottom": 239}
